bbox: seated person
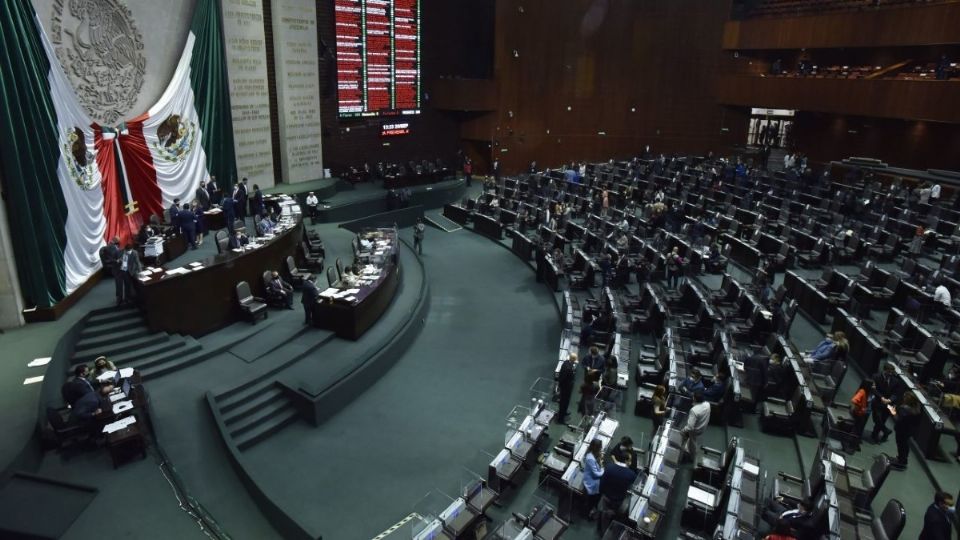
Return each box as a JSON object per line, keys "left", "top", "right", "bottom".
{"left": 703, "top": 372, "right": 729, "bottom": 403}
{"left": 342, "top": 264, "right": 363, "bottom": 287}
{"left": 805, "top": 332, "right": 838, "bottom": 364}
{"left": 92, "top": 356, "right": 117, "bottom": 379}
{"left": 266, "top": 271, "right": 294, "bottom": 309}
{"left": 680, "top": 368, "right": 706, "bottom": 396}
{"left": 761, "top": 497, "right": 814, "bottom": 536}
{"left": 71, "top": 383, "right": 115, "bottom": 424}
{"left": 228, "top": 230, "right": 249, "bottom": 250}
{"left": 61, "top": 365, "right": 95, "bottom": 406}
{"left": 257, "top": 213, "right": 275, "bottom": 236}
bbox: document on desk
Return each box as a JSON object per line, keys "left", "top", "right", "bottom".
{"left": 319, "top": 288, "right": 339, "bottom": 298}
{"left": 109, "top": 392, "right": 126, "bottom": 403}
{"left": 96, "top": 370, "right": 118, "bottom": 382}
{"left": 829, "top": 453, "right": 846, "bottom": 468}
{"left": 119, "top": 367, "right": 135, "bottom": 379}
{"left": 112, "top": 400, "right": 134, "bottom": 414}
{"left": 102, "top": 415, "right": 137, "bottom": 434}
{"left": 688, "top": 485, "right": 717, "bottom": 507}
{"left": 599, "top": 417, "right": 619, "bottom": 437}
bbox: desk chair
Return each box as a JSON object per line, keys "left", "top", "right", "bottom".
{"left": 335, "top": 258, "right": 345, "bottom": 284}
{"left": 859, "top": 498, "right": 905, "bottom": 540}
{"left": 694, "top": 437, "right": 737, "bottom": 487}
{"left": 299, "top": 241, "right": 324, "bottom": 271}
{"left": 760, "top": 385, "right": 804, "bottom": 435}
{"left": 45, "top": 406, "right": 93, "bottom": 457}
{"left": 285, "top": 256, "right": 312, "bottom": 288}
{"left": 845, "top": 453, "right": 892, "bottom": 510}
{"left": 236, "top": 281, "right": 267, "bottom": 323}
{"left": 215, "top": 230, "right": 229, "bottom": 254}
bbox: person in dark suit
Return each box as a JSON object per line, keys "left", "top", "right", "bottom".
{"left": 61, "top": 365, "right": 95, "bottom": 406}
{"left": 743, "top": 352, "right": 769, "bottom": 411}
{"left": 871, "top": 362, "right": 904, "bottom": 443}
{"left": 99, "top": 236, "right": 122, "bottom": 304}
{"left": 236, "top": 178, "right": 249, "bottom": 220}
{"left": 178, "top": 202, "right": 198, "bottom": 249}
{"left": 599, "top": 450, "right": 638, "bottom": 518}
{"left": 206, "top": 175, "right": 221, "bottom": 205}
{"left": 557, "top": 353, "right": 576, "bottom": 424}
{"left": 222, "top": 193, "right": 236, "bottom": 232}
{"left": 301, "top": 278, "right": 320, "bottom": 325}
{"left": 196, "top": 180, "right": 211, "bottom": 210}
{"left": 762, "top": 498, "right": 813, "bottom": 532}
{"left": 71, "top": 383, "right": 114, "bottom": 423}
{"left": 251, "top": 184, "right": 264, "bottom": 217}
{"left": 228, "top": 230, "right": 249, "bottom": 250}
{"left": 267, "top": 271, "right": 294, "bottom": 309}
{"left": 168, "top": 198, "right": 181, "bottom": 229}
{"left": 919, "top": 491, "right": 954, "bottom": 540}
{"left": 121, "top": 244, "right": 141, "bottom": 303}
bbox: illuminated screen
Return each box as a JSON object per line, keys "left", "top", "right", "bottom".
{"left": 335, "top": 0, "right": 421, "bottom": 118}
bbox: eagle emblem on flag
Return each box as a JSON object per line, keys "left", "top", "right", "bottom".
{"left": 62, "top": 127, "right": 98, "bottom": 190}
{"left": 151, "top": 114, "right": 197, "bottom": 163}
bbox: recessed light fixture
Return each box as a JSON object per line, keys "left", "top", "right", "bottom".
{"left": 566, "top": 106, "right": 572, "bottom": 111}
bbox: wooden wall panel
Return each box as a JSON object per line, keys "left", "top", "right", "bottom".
{"left": 723, "top": 3, "right": 960, "bottom": 50}
{"left": 716, "top": 75, "right": 960, "bottom": 123}
{"left": 487, "top": 0, "right": 736, "bottom": 173}
{"left": 792, "top": 112, "right": 960, "bottom": 171}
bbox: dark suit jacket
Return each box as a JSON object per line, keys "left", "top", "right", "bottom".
{"left": 557, "top": 361, "right": 576, "bottom": 393}
{"left": 99, "top": 244, "right": 121, "bottom": 272}
{"left": 301, "top": 280, "right": 319, "bottom": 305}
{"left": 124, "top": 250, "right": 141, "bottom": 275}
{"left": 599, "top": 462, "right": 638, "bottom": 508}
{"left": 71, "top": 391, "right": 105, "bottom": 421}
{"left": 919, "top": 503, "right": 952, "bottom": 540}
{"left": 872, "top": 373, "right": 904, "bottom": 411}
{"left": 177, "top": 208, "right": 197, "bottom": 231}
{"left": 61, "top": 377, "right": 94, "bottom": 406}
{"left": 222, "top": 197, "right": 236, "bottom": 220}
{"left": 196, "top": 187, "right": 210, "bottom": 209}
{"left": 268, "top": 278, "right": 292, "bottom": 296}
{"left": 228, "top": 234, "right": 248, "bottom": 249}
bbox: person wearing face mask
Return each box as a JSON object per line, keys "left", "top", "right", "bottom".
{"left": 919, "top": 491, "right": 954, "bottom": 540}
{"left": 870, "top": 363, "right": 904, "bottom": 443}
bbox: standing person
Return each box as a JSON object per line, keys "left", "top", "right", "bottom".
{"left": 99, "top": 237, "right": 122, "bottom": 305}
{"left": 251, "top": 184, "right": 264, "bottom": 218}
{"left": 890, "top": 391, "right": 921, "bottom": 470}
{"left": 463, "top": 158, "right": 472, "bottom": 187}
{"left": 120, "top": 244, "right": 141, "bottom": 303}
{"left": 665, "top": 247, "right": 683, "bottom": 289}
{"left": 579, "top": 371, "right": 599, "bottom": 418}
{"left": 492, "top": 158, "right": 501, "bottom": 183}
{"left": 919, "top": 491, "right": 954, "bottom": 540}
{"left": 206, "top": 175, "right": 221, "bottom": 205}
{"left": 582, "top": 439, "right": 605, "bottom": 520}
{"left": 557, "top": 353, "right": 577, "bottom": 424}
{"left": 222, "top": 191, "right": 237, "bottom": 232}
{"left": 301, "top": 278, "right": 320, "bottom": 326}
{"left": 651, "top": 385, "right": 667, "bottom": 431}
{"left": 196, "top": 179, "right": 211, "bottom": 210}
{"left": 413, "top": 218, "right": 425, "bottom": 255}
{"left": 236, "top": 178, "right": 249, "bottom": 221}
{"left": 191, "top": 201, "right": 205, "bottom": 247}
{"left": 582, "top": 346, "right": 605, "bottom": 380}
{"left": 683, "top": 392, "right": 711, "bottom": 463}
{"left": 305, "top": 192, "right": 319, "bottom": 220}
{"left": 871, "top": 363, "right": 903, "bottom": 443}
{"left": 846, "top": 380, "right": 873, "bottom": 453}
{"left": 178, "top": 201, "right": 198, "bottom": 249}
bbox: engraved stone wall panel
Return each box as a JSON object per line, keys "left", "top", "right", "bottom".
{"left": 272, "top": 0, "right": 323, "bottom": 183}
{"left": 35, "top": 0, "right": 196, "bottom": 125}
{"left": 222, "top": 0, "right": 276, "bottom": 187}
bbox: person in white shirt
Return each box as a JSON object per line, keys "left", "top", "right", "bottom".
{"left": 305, "top": 192, "right": 319, "bottom": 219}
{"left": 931, "top": 183, "right": 942, "bottom": 201}
{"left": 682, "top": 392, "right": 711, "bottom": 463}
{"left": 935, "top": 284, "right": 952, "bottom": 318}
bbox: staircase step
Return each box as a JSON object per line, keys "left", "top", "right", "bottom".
{"left": 218, "top": 379, "right": 279, "bottom": 415}
{"left": 74, "top": 326, "right": 152, "bottom": 353}
{"left": 138, "top": 343, "right": 215, "bottom": 381}
{"left": 124, "top": 338, "right": 201, "bottom": 372}
{"left": 108, "top": 339, "right": 192, "bottom": 367}
{"left": 73, "top": 334, "right": 171, "bottom": 363}
{"left": 85, "top": 305, "right": 140, "bottom": 325}
{"left": 229, "top": 396, "right": 294, "bottom": 438}
{"left": 223, "top": 387, "right": 286, "bottom": 425}
{"left": 78, "top": 317, "right": 146, "bottom": 340}
{"left": 235, "top": 405, "right": 300, "bottom": 452}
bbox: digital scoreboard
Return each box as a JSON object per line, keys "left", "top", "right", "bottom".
{"left": 335, "top": 0, "right": 421, "bottom": 118}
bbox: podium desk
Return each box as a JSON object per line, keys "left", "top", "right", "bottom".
{"left": 138, "top": 221, "right": 303, "bottom": 335}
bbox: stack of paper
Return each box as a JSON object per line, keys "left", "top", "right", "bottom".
{"left": 96, "top": 370, "right": 118, "bottom": 382}
{"left": 319, "top": 287, "right": 339, "bottom": 298}
{"left": 102, "top": 415, "right": 137, "bottom": 434}
{"left": 119, "top": 367, "right": 135, "bottom": 378}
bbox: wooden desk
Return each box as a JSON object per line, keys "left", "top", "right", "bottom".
{"left": 312, "top": 229, "right": 400, "bottom": 340}
{"left": 105, "top": 422, "right": 146, "bottom": 469}
{"left": 138, "top": 220, "right": 303, "bottom": 336}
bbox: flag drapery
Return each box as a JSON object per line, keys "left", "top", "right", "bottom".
{"left": 0, "top": 0, "right": 236, "bottom": 308}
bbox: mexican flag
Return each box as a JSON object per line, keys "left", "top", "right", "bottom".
{"left": 0, "top": 0, "right": 236, "bottom": 308}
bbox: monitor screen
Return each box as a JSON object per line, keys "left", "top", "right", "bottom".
{"left": 334, "top": 0, "right": 421, "bottom": 118}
